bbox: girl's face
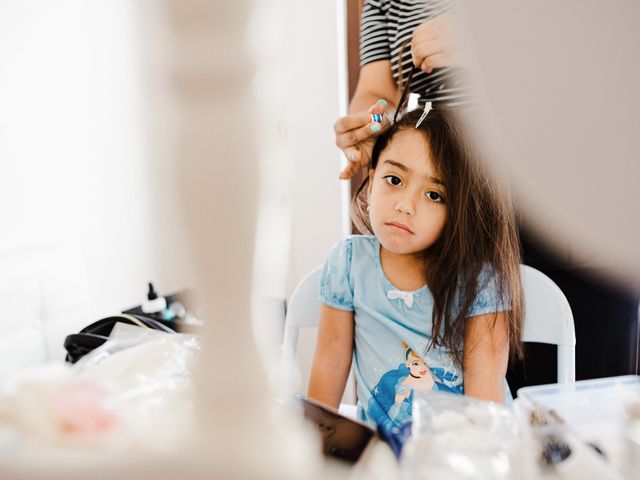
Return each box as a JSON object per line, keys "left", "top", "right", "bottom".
{"left": 368, "top": 129, "right": 447, "bottom": 256}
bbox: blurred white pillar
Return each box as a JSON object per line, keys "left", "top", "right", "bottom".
{"left": 161, "top": 0, "right": 317, "bottom": 476}
{"left": 166, "top": 0, "right": 320, "bottom": 478}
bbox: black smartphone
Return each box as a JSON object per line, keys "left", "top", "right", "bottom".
{"left": 298, "top": 396, "right": 376, "bottom": 463}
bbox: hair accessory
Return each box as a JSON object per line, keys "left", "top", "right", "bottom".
{"left": 371, "top": 113, "right": 383, "bottom": 124}
{"left": 415, "top": 101, "right": 433, "bottom": 128}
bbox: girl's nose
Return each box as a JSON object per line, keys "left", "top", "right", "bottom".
{"left": 395, "top": 200, "right": 415, "bottom": 216}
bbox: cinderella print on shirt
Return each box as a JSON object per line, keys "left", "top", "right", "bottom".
{"left": 367, "top": 342, "right": 463, "bottom": 427}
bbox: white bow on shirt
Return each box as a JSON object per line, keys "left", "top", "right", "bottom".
{"left": 387, "top": 289, "right": 414, "bottom": 308}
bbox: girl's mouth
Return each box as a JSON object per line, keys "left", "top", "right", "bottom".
{"left": 386, "top": 222, "right": 414, "bottom": 235}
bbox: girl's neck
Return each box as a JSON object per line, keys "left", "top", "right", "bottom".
{"left": 379, "top": 246, "right": 426, "bottom": 291}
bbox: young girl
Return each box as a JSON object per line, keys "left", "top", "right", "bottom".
{"left": 307, "top": 105, "right": 523, "bottom": 451}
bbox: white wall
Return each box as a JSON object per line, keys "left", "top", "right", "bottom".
{"left": 243, "top": 0, "right": 346, "bottom": 366}
{"left": 0, "top": 1, "right": 189, "bottom": 318}
{"left": 279, "top": 0, "right": 344, "bottom": 296}
{"left": 0, "top": 0, "right": 344, "bottom": 325}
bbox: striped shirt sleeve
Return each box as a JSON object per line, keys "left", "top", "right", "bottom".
{"left": 360, "top": 0, "right": 390, "bottom": 66}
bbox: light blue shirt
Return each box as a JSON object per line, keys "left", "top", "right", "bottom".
{"left": 319, "top": 235, "right": 509, "bottom": 435}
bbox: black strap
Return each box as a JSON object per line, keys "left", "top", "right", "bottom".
{"left": 64, "top": 314, "right": 174, "bottom": 364}
{"left": 393, "top": 65, "right": 418, "bottom": 124}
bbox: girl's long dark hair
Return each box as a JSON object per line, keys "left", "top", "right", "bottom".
{"left": 353, "top": 106, "right": 524, "bottom": 365}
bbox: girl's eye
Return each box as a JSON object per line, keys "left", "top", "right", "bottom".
{"left": 426, "top": 191, "right": 443, "bottom": 203}
{"left": 383, "top": 175, "right": 402, "bottom": 186}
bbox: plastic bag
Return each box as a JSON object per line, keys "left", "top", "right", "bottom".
{"left": 0, "top": 326, "right": 200, "bottom": 463}
{"left": 401, "top": 391, "right": 535, "bottom": 480}
{"left": 73, "top": 327, "right": 201, "bottom": 452}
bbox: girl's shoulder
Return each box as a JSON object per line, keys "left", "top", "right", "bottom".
{"left": 324, "top": 235, "right": 379, "bottom": 271}
{"left": 467, "top": 263, "right": 510, "bottom": 316}
{"left": 345, "top": 234, "right": 377, "bottom": 246}
{"left": 476, "top": 263, "right": 502, "bottom": 289}
{"left": 345, "top": 234, "right": 379, "bottom": 259}
{"left": 320, "top": 236, "right": 380, "bottom": 310}
{"left": 328, "top": 234, "right": 378, "bottom": 251}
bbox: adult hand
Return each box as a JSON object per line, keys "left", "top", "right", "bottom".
{"left": 334, "top": 99, "right": 390, "bottom": 180}
{"left": 411, "top": 14, "right": 460, "bottom": 74}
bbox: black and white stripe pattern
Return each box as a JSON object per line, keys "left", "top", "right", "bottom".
{"left": 360, "top": 0, "right": 474, "bottom": 108}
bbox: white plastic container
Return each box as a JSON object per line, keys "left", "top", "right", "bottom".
{"left": 516, "top": 375, "right": 640, "bottom": 476}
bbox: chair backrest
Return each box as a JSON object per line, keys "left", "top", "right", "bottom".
{"left": 520, "top": 264, "right": 576, "bottom": 383}
{"left": 281, "top": 265, "right": 323, "bottom": 378}
{"left": 282, "top": 266, "right": 358, "bottom": 401}
{"left": 282, "top": 263, "right": 576, "bottom": 399}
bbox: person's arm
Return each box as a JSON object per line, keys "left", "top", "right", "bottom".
{"left": 462, "top": 312, "right": 510, "bottom": 403}
{"left": 349, "top": 60, "right": 398, "bottom": 114}
{"left": 307, "top": 304, "right": 355, "bottom": 409}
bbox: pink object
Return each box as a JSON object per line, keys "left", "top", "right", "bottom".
{"left": 51, "top": 380, "right": 117, "bottom": 434}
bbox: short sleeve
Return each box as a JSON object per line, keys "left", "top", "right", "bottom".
{"left": 467, "top": 265, "right": 510, "bottom": 317}
{"left": 360, "top": 0, "right": 391, "bottom": 66}
{"left": 319, "top": 238, "right": 354, "bottom": 311}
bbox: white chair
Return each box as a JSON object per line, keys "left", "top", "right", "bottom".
{"left": 282, "top": 263, "right": 576, "bottom": 408}
{"left": 281, "top": 265, "right": 358, "bottom": 410}
{"left": 282, "top": 265, "right": 323, "bottom": 378}
{"left": 520, "top": 264, "right": 576, "bottom": 383}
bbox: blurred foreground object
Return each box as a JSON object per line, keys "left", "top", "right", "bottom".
{"left": 459, "top": 1, "right": 640, "bottom": 287}
{"left": 0, "top": 329, "right": 198, "bottom": 467}
{"left": 0, "top": 0, "right": 320, "bottom": 478}
{"left": 164, "top": 0, "right": 318, "bottom": 477}
{"left": 403, "top": 391, "right": 536, "bottom": 479}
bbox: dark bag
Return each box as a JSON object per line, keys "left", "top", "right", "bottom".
{"left": 64, "top": 313, "right": 174, "bottom": 364}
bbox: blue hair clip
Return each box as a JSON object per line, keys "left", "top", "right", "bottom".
{"left": 371, "top": 113, "right": 383, "bottom": 124}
